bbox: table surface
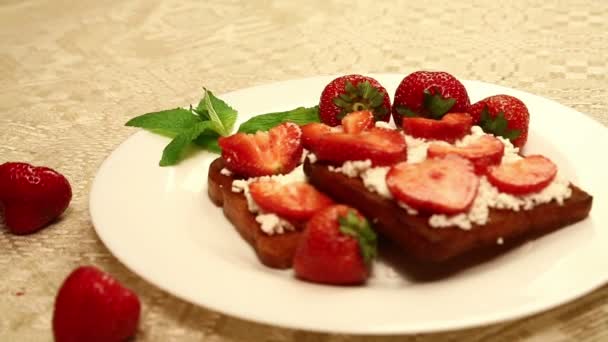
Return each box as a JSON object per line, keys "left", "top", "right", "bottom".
{"left": 1, "top": 0, "right": 607, "bottom": 341}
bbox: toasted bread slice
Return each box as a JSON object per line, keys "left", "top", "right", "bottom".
{"left": 304, "top": 160, "right": 593, "bottom": 263}
{"left": 208, "top": 158, "right": 302, "bottom": 269}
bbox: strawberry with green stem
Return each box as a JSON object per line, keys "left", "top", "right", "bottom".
{"left": 392, "top": 71, "right": 471, "bottom": 126}
{"left": 294, "top": 205, "right": 377, "bottom": 285}
{"left": 319, "top": 74, "right": 391, "bottom": 126}
{"left": 468, "top": 94, "right": 530, "bottom": 148}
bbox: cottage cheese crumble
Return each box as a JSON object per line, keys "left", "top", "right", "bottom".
{"left": 328, "top": 126, "right": 573, "bottom": 230}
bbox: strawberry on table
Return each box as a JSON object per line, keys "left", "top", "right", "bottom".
{"left": 218, "top": 122, "right": 303, "bottom": 177}
{"left": 392, "top": 71, "right": 471, "bottom": 126}
{"left": 386, "top": 155, "right": 479, "bottom": 214}
{"left": 427, "top": 135, "right": 505, "bottom": 174}
{"left": 0, "top": 162, "right": 72, "bottom": 235}
{"left": 53, "top": 266, "right": 141, "bottom": 342}
{"left": 341, "top": 110, "right": 375, "bottom": 134}
{"left": 487, "top": 155, "right": 557, "bottom": 195}
{"left": 294, "top": 205, "right": 377, "bottom": 285}
{"left": 313, "top": 127, "right": 407, "bottom": 166}
{"left": 319, "top": 74, "right": 391, "bottom": 126}
{"left": 402, "top": 112, "right": 473, "bottom": 143}
{"left": 249, "top": 181, "right": 334, "bottom": 221}
{"left": 468, "top": 94, "right": 530, "bottom": 148}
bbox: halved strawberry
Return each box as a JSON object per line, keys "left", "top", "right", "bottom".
{"left": 218, "top": 122, "right": 303, "bottom": 177}
{"left": 402, "top": 112, "right": 472, "bottom": 142}
{"left": 313, "top": 128, "right": 407, "bottom": 166}
{"left": 249, "top": 181, "right": 334, "bottom": 221}
{"left": 427, "top": 135, "right": 504, "bottom": 174}
{"left": 341, "top": 110, "right": 374, "bottom": 134}
{"left": 386, "top": 155, "right": 479, "bottom": 214}
{"left": 301, "top": 122, "right": 335, "bottom": 151}
{"left": 487, "top": 155, "right": 557, "bottom": 195}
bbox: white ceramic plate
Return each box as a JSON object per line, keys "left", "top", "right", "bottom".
{"left": 90, "top": 74, "right": 608, "bottom": 335}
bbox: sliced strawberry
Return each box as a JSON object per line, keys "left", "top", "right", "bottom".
{"left": 313, "top": 128, "right": 407, "bottom": 166}
{"left": 487, "top": 155, "right": 557, "bottom": 195}
{"left": 341, "top": 110, "right": 374, "bottom": 134}
{"left": 249, "top": 180, "right": 334, "bottom": 221}
{"left": 402, "top": 112, "right": 473, "bottom": 142}
{"left": 386, "top": 155, "right": 479, "bottom": 214}
{"left": 218, "top": 122, "right": 303, "bottom": 177}
{"left": 301, "top": 122, "right": 335, "bottom": 151}
{"left": 427, "top": 135, "right": 504, "bottom": 174}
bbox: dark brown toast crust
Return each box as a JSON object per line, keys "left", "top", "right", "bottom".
{"left": 304, "top": 160, "right": 593, "bottom": 263}
{"left": 208, "top": 158, "right": 302, "bottom": 269}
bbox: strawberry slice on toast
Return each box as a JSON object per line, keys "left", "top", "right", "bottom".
{"left": 218, "top": 122, "right": 303, "bottom": 177}
{"left": 427, "top": 135, "right": 504, "bottom": 174}
{"left": 402, "top": 112, "right": 473, "bottom": 143}
{"left": 249, "top": 180, "right": 334, "bottom": 221}
{"left": 312, "top": 128, "right": 407, "bottom": 166}
{"left": 487, "top": 155, "right": 557, "bottom": 195}
{"left": 341, "top": 110, "right": 375, "bottom": 134}
{"left": 386, "top": 155, "right": 479, "bottom": 214}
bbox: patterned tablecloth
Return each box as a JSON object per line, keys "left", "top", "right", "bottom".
{"left": 1, "top": 1, "right": 607, "bottom": 341}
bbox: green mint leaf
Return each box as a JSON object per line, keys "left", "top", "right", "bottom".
{"left": 159, "top": 121, "right": 217, "bottom": 166}
{"left": 193, "top": 131, "right": 222, "bottom": 154}
{"left": 125, "top": 108, "right": 201, "bottom": 135}
{"left": 199, "top": 89, "right": 238, "bottom": 136}
{"left": 338, "top": 210, "right": 377, "bottom": 264}
{"left": 237, "top": 106, "right": 319, "bottom": 134}
{"left": 423, "top": 89, "right": 456, "bottom": 119}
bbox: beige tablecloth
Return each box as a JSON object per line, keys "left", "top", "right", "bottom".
{"left": 1, "top": 1, "right": 607, "bottom": 341}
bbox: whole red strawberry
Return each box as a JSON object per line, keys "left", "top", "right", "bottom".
{"left": 0, "top": 162, "right": 72, "bottom": 234}
{"left": 53, "top": 266, "right": 141, "bottom": 342}
{"left": 468, "top": 94, "right": 529, "bottom": 148}
{"left": 319, "top": 74, "right": 391, "bottom": 126}
{"left": 392, "top": 71, "right": 471, "bottom": 126}
{"left": 294, "top": 205, "right": 377, "bottom": 285}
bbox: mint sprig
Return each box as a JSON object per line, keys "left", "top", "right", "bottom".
{"left": 125, "top": 88, "right": 320, "bottom": 166}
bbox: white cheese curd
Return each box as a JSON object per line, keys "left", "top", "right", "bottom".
{"left": 497, "top": 237, "right": 504, "bottom": 245}
{"left": 255, "top": 214, "right": 295, "bottom": 235}
{"left": 403, "top": 134, "right": 430, "bottom": 164}
{"left": 375, "top": 121, "right": 395, "bottom": 129}
{"left": 230, "top": 164, "right": 307, "bottom": 235}
{"left": 361, "top": 167, "right": 392, "bottom": 199}
{"left": 307, "top": 152, "right": 317, "bottom": 164}
{"left": 398, "top": 201, "right": 418, "bottom": 215}
{"left": 328, "top": 159, "right": 372, "bottom": 178}
{"left": 220, "top": 168, "right": 233, "bottom": 176}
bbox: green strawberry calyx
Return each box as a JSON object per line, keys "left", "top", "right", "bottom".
{"left": 338, "top": 210, "right": 377, "bottom": 264}
{"left": 332, "top": 81, "right": 387, "bottom": 120}
{"left": 478, "top": 106, "right": 521, "bottom": 142}
{"left": 395, "top": 87, "right": 456, "bottom": 119}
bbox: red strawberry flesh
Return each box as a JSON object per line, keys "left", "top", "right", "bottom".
{"left": 301, "top": 122, "right": 336, "bottom": 151}
{"left": 249, "top": 180, "right": 334, "bottom": 221}
{"left": 0, "top": 162, "right": 72, "bottom": 234}
{"left": 341, "top": 110, "right": 375, "bottom": 134}
{"left": 427, "top": 135, "right": 504, "bottom": 174}
{"left": 218, "top": 122, "right": 303, "bottom": 177}
{"left": 402, "top": 112, "right": 473, "bottom": 143}
{"left": 53, "top": 266, "right": 141, "bottom": 342}
{"left": 487, "top": 155, "right": 557, "bottom": 195}
{"left": 386, "top": 155, "right": 479, "bottom": 214}
{"left": 313, "top": 128, "right": 407, "bottom": 166}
